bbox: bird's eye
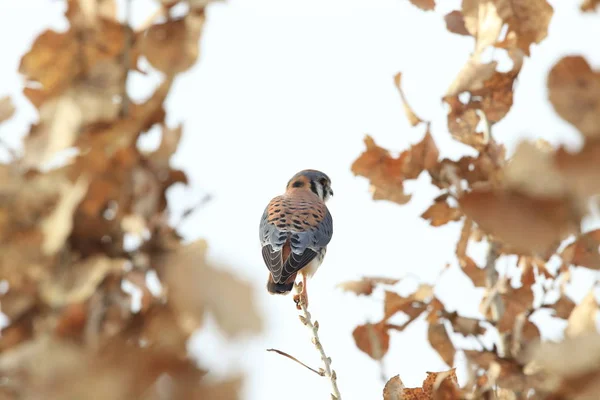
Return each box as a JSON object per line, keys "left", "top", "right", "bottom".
{"left": 319, "top": 178, "right": 327, "bottom": 186}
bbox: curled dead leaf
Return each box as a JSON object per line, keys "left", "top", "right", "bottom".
{"left": 383, "top": 375, "right": 405, "bottom": 400}
{"left": 394, "top": 72, "right": 423, "bottom": 126}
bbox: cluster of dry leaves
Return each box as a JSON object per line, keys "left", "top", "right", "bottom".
{"left": 0, "top": 1, "right": 262, "bottom": 399}
{"left": 345, "top": 0, "right": 600, "bottom": 399}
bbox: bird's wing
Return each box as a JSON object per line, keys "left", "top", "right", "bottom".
{"left": 259, "top": 195, "right": 333, "bottom": 284}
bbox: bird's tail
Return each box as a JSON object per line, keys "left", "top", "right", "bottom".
{"left": 267, "top": 274, "right": 295, "bottom": 295}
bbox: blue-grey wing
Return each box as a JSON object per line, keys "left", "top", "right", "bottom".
{"left": 259, "top": 196, "right": 333, "bottom": 284}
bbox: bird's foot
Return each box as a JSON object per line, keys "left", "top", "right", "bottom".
{"left": 293, "top": 281, "right": 308, "bottom": 310}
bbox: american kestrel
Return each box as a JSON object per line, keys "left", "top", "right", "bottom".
{"left": 259, "top": 169, "right": 334, "bottom": 307}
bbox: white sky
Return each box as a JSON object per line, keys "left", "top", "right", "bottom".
{"left": 1, "top": 1, "right": 599, "bottom": 399}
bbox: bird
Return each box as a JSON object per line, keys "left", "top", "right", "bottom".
{"left": 259, "top": 169, "right": 334, "bottom": 308}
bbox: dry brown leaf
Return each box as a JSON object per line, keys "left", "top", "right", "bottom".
{"left": 444, "top": 11, "right": 469, "bottom": 36}
{"left": 39, "top": 255, "right": 126, "bottom": 308}
{"left": 496, "top": 284, "right": 534, "bottom": 333}
{"left": 504, "top": 140, "right": 567, "bottom": 199}
{"left": 160, "top": 240, "right": 263, "bottom": 338}
{"left": 40, "top": 175, "right": 89, "bottom": 255}
{"left": 548, "top": 56, "right": 600, "bottom": 139}
{"left": 529, "top": 333, "right": 600, "bottom": 399}
{"left": 0, "top": 96, "right": 15, "bottom": 124}
{"left": 337, "top": 277, "right": 399, "bottom": 295}
{"left": 581, "top": 0, "right": 600, "bottom": 11}
{"left": 383, "top": 375, "right": 406, "bottom": 400}
{"left": 72, "top": 0, "right": 118, "bottom": 24}
{"left": 566, "top": 289, "right": 598, "bottom": 338}
{"left": 462, "top": 0, "right": 503, "bottom": 52}
{"left": 428, "top": 321, "right": 456, "bottom": 367}
{"left": 394, "top": 72, "right": 423, "bottom": 126}
{"left": 15, "top": 337, "right": 208, "bottom": 400}
{"left": 549, "top": 294, "right": 577, "bottom": 320}
{"left": 459, "top": 187, "right": 578, "bottom": 257}
{"left": 495, "top": 0, "right": 554, "bottom": 56}
{"left": 459, "top": 256, "right": 487, "bottom": 288}
{"left": 561, "top": 230, "right": 600, "bottom": 270}
{"left": 445, "top": 102, "right": 486, "bottom": 150}
{"left": 446, "top": 60, "right": 498, "bottom": 98}
{"left": 448, "top": 313, "right": 487, "bottom": 336}
{"left": 470, "top": 67, "right": 520, "bottom": 123}
{"left": 19, "top": 19, "right": 128, "bottom": 107}
{"left": 384, "top": 289, "right": 429, "bottom": 321}
{"left": 351, "top": 133, "right": 438, "bottom": 205}
{"left": 140, "top": 13, "right": 205, "bottom": 75}
{"left": 352, "top": 322, "right": 390, "bottom": 360}
{"left": 517, "top": 256, "right": 536, "bottom": 287}
{"left": 421, "top": 196, "right": 462, "bottom": 227}
{"left": 409, "top": 0, "right": 435, "bottom": 11}
{"left": 423, "top": 370, "right": 460, "bottom": 399}
{"left": 0, "top": 283, "right": 37, "bottom": 322}
{"left": 554, "top": 139, "right": 600, "bottom": 200}
{"left": 383, "top": 370, "right": 460, "bottom": 400}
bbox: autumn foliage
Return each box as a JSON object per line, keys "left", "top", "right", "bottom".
{"left": 1, "top": 0, "right": 600, "bottom": 399}
{"left": 0, "top": 1, "right": 262, "bottom": 398}
{"left": 344, "top": 0, "right": 600, "bottom": 399}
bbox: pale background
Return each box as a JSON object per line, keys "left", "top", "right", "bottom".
{"left": 0, "top": 1, "right": 599, "bottom": 399}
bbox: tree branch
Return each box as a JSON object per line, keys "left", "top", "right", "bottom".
{"left": 294, "top": 282, "right": 342, "bottom": 400}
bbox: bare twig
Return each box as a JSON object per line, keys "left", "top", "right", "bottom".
{"left": 267, "top": 348, "right": 325, "bottom": 377}
{"left": 120, "top": 0, "right": 133, "bottom": 117}
{"left": 294, "top": 282, "right": 342, "bottom": 400}
{"left": 484, "top": 241, "right": 509, "bottom": 357}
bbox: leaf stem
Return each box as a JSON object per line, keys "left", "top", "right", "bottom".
{"left": 267, "top": 348, "right": 325, "bottom": 376}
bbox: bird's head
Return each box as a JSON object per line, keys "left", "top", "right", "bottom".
{"left": 286, "top": 169, "right": 334, "bottom": 202}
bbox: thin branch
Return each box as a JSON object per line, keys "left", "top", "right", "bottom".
{"left": 120, "top": 0, "right": 133, "bottom": 117}
{"left": 267, "top": 348, "right": 325, "bottom": 377}
{"left": 294, "top": 282, "right": 342, "bottom": 400}
{"left": 484, "top": 241, "right": 508, "bottom": 357}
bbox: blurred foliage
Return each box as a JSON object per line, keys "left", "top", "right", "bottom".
{"left": 343, "top": 0, "right": 600, "bottom": 399}
{"left": 0, "top": 0, "right": 262, "bottom": 398}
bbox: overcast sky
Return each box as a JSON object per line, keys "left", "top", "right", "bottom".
{"left": 1, "top": 1, "right": 599, "bottom": 399}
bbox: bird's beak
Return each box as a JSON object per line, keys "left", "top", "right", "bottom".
{"left": 329, "top": 188, "right": 334, "bottom": 197}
